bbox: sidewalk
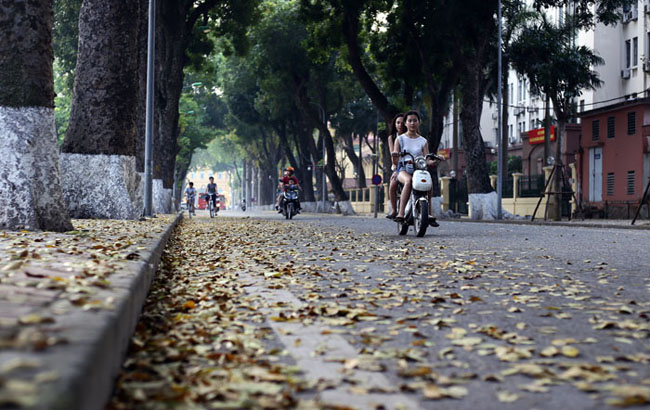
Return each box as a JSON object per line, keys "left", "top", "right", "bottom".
{"left": 0, "top": 214, "right": 181, "bottom": 410}
{"left": 450, "top": 215, "right": 650, "bottom": 230}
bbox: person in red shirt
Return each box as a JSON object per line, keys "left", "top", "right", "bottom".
{"left": 276, "top": 167, "right": 301, "bottom": 212}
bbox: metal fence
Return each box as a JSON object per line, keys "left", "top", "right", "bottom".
{"left": 518, "top": 174, "right": 545, "bottom": 198}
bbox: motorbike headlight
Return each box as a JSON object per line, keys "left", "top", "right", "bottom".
{"left": 415, "top": 157, "right": 427, "bottom": 170}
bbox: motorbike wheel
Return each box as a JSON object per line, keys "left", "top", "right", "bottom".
{"left": 209, "top": 203, "right": 214, "bottom": 218}
{"left": 414, "top": 199, "right": 429, "bottom": 237}
{"left": 288, "top": 203, "right": 295, "bottom": 219}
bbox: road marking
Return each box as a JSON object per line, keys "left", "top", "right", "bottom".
{"left": 240, "top": 271, "right": 422, "bottom": 410}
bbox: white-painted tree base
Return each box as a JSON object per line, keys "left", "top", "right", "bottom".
{"left": 0, "top": 107, "right": 72, "bottom": 231}
{"left": 60, "top": 153, "right": 142, "bottom": 219}
{"left": 152, "top": 180, "right": 172, "bottom": 214}
{"left": 468, "top": 191, "right": 522, "bottom": 220}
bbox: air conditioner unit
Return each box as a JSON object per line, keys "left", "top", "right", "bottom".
{"left": 622, "top": 10, "right": 632, "bottom": 23}
{"left": 514, "top": 107, "right": 525, "bottom": 116}
{"left": 643, "top": 62, "right": 650, "bottom": 72}
{"left": 491, "top": 112, "right": 498, "bottom": 120}
{"left": 508, "top": 137, "right": 517, "bottom": 145}
{"left": 621, "top": 68, "right": 631, "bottom": 79}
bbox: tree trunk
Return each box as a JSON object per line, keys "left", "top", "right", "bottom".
{"left": 460, "top": 63, "right": 492, "bottom": 194}
{"left": 153, "top": 0, "right": 189, "bottom": 189}
{"left": 62, "top": 0, "right": 139, "bottom": 155}
{"left": 341, "top": 133, "right": 366, "bottom": 188}
{"left": 0, "top": 0, "right": 73, "bottom": 231}
{"left": 292, "top": 130, "right": 316, "bottom": 202}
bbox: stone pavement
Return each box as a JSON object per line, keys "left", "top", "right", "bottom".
{"left": 0, "top": 209, "right": 646, "bottom": 410}
{"left": 0, "top": 214, "right": 180, "bottom": 410}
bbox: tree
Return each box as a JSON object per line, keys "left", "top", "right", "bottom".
{"left": 144, "top": 0, "right": 260, "bottom": 189}
{"left": 62, "top": 0, "right": 140, "bottom": 155}
{"left": 300, "top": 0, "right": 402, "bottom": 183}
{"left": 510, "top": 13, "right": 603, "bottom": 219}
{"left": 0, "top": 0, "right": 73, "bottom": 231}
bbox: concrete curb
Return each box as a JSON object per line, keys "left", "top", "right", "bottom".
{"left": 33, "top": 212, "right": 183, "bottom": 410}
{"left": 437, "top": 217, "right": 650, "bottom": 230}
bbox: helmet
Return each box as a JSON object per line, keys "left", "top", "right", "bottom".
{"left": 286, "top": 166, "right": 295, "bottom": 172}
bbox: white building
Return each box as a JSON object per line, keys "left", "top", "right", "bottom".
{"left": 439, "top": 1, "right": 648, "bottom": 151}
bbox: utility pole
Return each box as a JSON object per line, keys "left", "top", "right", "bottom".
{"left": 496, "top": 0, "right": 503, "bottom": 219}
{"left": 143, "top": 0, "right": 156, "bottom": 216}
{"left": 374, "top": 109, "right": 379, "bottom": 218}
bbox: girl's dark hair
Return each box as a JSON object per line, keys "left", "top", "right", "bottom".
{"left": 403, "top": 110, "right": 421, "bottom": 134}
{"left": 389, "top": 113, "right": 405, "bottom": 138}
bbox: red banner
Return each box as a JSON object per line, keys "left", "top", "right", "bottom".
{"left": 528, "top": 126, "right": 556, "bottom": 145}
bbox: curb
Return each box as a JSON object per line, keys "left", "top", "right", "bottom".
{"left": 439, "top": 217, "right": 650, "bottom": 231}
{"left": 34, "top": 212, "right": 183, "bottom": 410}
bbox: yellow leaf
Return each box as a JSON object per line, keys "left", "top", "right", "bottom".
{"left": 561, "top": 345, "right": 580, "bottom": 358}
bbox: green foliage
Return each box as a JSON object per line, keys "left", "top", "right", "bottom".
{"left": 488, "top": 156, "right": 523, "bottom": 176}
{"left": 509, "top": 13, "right": 603, "bottom": 120}
{"left": 53, "top": 0, "right": 81, "bottom": 90}
{"left": 54, "top": 59, "right": 73, "bottom": 145}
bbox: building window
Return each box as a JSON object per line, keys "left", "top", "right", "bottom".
{"left": 592, "top": 120, "right": 600, "bottom": 141}
{"left": 627, "top": 171, "right": 636, "bottom": 195}
{"left": 509, "top": 124, "right": 513, "bottom": 139}
{"left": 607, "top": 116, "right": 615, "bottom": 138}
{"left": 628, "top": 111, "right": 636, "bottom": 135}
{"left": 633, "top": 37, "right": 638, "bottom": 67}
{"left": 626, "top": 40, "right": 631, "bottom": 68}
{"left": 607, "top": 173, "right": 615, "bottom": 196}
{"left": 579, "top": 100, "right": 585, "bottom": 112}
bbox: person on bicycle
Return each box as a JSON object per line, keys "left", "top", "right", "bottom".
{"left": 185, "top": 182, "right": 197, "bottom": 215}
{"left": 276, "top": 167, "right": 301, "bottom": 213}
{"left": 207, "top": 176, "right": 218, "bottom": 213}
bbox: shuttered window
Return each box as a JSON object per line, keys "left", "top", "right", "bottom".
{"left": 628, "top": 112, "right": 636, "bottom": 135}
{"left": 592, "top": 120, "right": 600, "bottom": 141}
{"left": 607, "top": 116, "right": 615, "bottom": 139}
{"left": 607, "top": 173, "right": 615, "bottom": 196}
{"left": 627, "top": 171, "right": 635, "bottom": 195}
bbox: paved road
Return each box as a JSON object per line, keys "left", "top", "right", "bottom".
{"left": 113, "top": 210, "right": 650, "bottom": 409}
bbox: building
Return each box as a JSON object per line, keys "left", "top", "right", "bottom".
{"left": 438, "top": 1, "right": 649, "bottom": 179}
{"left": 578, "top": 98, "right": 650, "bottom": 217}
{"left": 186, "top": 168, "right": 233, "bottom": 208}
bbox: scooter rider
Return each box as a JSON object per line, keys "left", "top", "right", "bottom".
{"left": 276, "top": 167, "right": 301, "bottom": 213}
{"left": 393, "top": 110, "right": 441, "bottom": 224}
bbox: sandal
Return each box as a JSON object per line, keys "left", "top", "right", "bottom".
{"left": 394, "top": 216, "right": 405, "bottom": 223}
{"left": 385, "top": 213, "right": 397, "bottom": 219}
{"left": 429, "top": 218, "right": 439, "bottom": 227}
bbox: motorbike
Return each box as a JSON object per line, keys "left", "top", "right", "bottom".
{"left": 280, "top": 183, "right": 300, "bottom": 220}
{"left": 240, "top": 199, "right": 246, "bottom": 212}
{"left": 395, "top": 152, "right": 440, "bottom": 237}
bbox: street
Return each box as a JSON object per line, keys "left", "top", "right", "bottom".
{"left": 109, "top": 211, "right": 650, "bottom": 409}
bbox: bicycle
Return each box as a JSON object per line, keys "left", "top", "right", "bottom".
{"left": 208, "top": 195, "right": 215, "bottom": 218}
{"left": 186, "top": 195, "right": 195, "bottom": 218}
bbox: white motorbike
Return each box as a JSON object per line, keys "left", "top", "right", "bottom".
{"left": 395, "top": 152, "right": 439, "bottom": 237}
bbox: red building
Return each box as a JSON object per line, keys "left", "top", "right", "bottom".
{"left": 579, "top": 98, "right": 650, "bottom": 218}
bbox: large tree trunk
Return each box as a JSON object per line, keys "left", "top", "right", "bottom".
{"left": 341, "top": 133, "right": 366, "bottom": 188}
{"left": 154, "top": 0, "right": 189, "bottom": 189}
{"left": 0, "top": 0, "right": 73, "bottom": 231}
{"left": 62, "top": 0, "right": 139, "bottom": 155}
{"left": 460, "top": 63, "right": 493, "bottom": 194}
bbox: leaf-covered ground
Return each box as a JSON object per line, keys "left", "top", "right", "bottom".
{"left": 109, "top": 215, "right": 650, "bottom": 409}
{"left": 0, "top": 216, "right": 175, "bottom": 407}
